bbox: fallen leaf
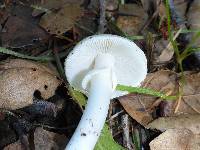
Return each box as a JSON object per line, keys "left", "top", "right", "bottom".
{"left": 156, "top": 39, "right": 175, "bottom": 63}
{"left": 141, "top": 0, "right": 157, "bottom": 15}
{"left": 3, "top": 140, "right": 23, "bottom": 150}
{"left": 187, "top": 0, "right": 200, "bottom": 64}
{"left": 1, "top": 4, "right": 48, "bottom": 48}
{"left": 146, "top": 114, "right": 200, "bottom": 134}
{"left": 0, "top": 120, "right": 16, "bottom": 148}
{"left": 117, "top": 4, "right": 147, "bottom": 35}
{"left": 0, "top": 59, "right": 58, "bottom": 75}
{"left": 39, "top": 3, "right": 83, "bottom": 35}
{"left": 173, "top": 0, "right": 188, "bottom": 22}
{"left": 32, "top": 0, "right": 81, "bottom": 17}
{"left": 187, "top": 0, "right": 200, "bottom": 34}
{"left": 95, "top": 124, "right": 125, "bottom": 150}
{"left": 119, "top": 70, "right": 200, "bottom": 126}
{"left": 0, "top": 59, "right": 61, "bottom": 110}
{"left": 156, "top": 29, "right": 182, "bottom": 63}
{"left": 149, "top": 129, "right": 200, "bottom": 150}
{"left": 34, "top": 127, "right": 67, "bottom": 150}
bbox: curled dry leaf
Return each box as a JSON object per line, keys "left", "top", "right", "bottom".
{"left": 39, "top": 3, "right": 83, "bottom": 35}
{"left": 146, "top": 114, "right": 200, "bottom": 134}
{"left": 154, "top": 39, "right": 174, "bottom": 63}
{"left": 0, "top": 59, "right": 61, "bottom": 110}
{"left": 119, "top": 70, "right": 200, "bottom": 126}
{"left": 149, "top": 129, "right": 200, "bottom": 150}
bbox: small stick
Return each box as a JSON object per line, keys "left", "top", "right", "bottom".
{"left": 98, "top": 0, "right": 106, "bottom": 33}
{"left": 121, "top": 114, "right": 131, "bottom": 149}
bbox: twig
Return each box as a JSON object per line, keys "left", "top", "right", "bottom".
{"left": 121, "top": 114, "right": 131, "bottom": 149}
{"left": 98, "top": 0, "right": 106, "bottom": 33}
{"left": 107, "top": 110, "right": 124, "bottom": 121}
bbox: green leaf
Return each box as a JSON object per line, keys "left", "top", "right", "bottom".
{"left": 95, "top": 124, "right": 125, "bottom": 150}
{"left": 116, "top": 84, "right": 177, "bottom": 100}
{"left": 68, "top": 86, "right": 87, "bottom": 108}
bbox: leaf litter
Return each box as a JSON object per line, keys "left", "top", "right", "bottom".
{"left": 0, "top": 0, "right": 200, "bottom": 149}
{"left": 149, "top": 128, "right": 200, "bottom": 150}
{"left": 119, "top": 70, "right": 199, "bottom": 125}
{"left": 39, "top": 3, "right": 84, "bottom": 35}
{"left": 0, "top": 59, "right": 61, "bottom": 110}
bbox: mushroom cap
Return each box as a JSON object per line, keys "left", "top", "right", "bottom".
{"left": 65, "top": 34, "right": 147, "bottom": 98}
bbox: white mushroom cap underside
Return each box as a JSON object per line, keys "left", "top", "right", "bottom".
{"left": 65, "top": 34, "right": 147, "bottom": 98}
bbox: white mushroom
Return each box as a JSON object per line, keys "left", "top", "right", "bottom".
{"left": 64, "top": 34, "right": 147, "bottom": 150}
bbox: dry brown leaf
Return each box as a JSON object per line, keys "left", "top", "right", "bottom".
{"left": 149, "top": 129, "right": 200, "bottom": 150}
{"left": 32, "top": 0, "right": 81, "bottom": 17}
{"left": 34, "top": 127, "right": 67, "bottom": 150}
{"left": 141, "top": 0, "right": 157, "bottom": 15}
{"left": 173, "top": 0, "right": 188, "bottom": 21}
{"left": 156, "top": 28, "right": 182, "bottom": 63}
{"left": 187, "top": 0, "right": 200, "bottom": 33}
{"left": 3, "top": 140, "right": 23, "bottom": 150}
{"left": 0, "top": 59, "right": 61, "bottom": 110}
{"left": 39, "top": 3, "right": 83, "bottom": 35}
{"left": 1, "top": 15, "right": 48, "bottom": 48}
{"left": 187, "top": 0, "right": 200, "bottom": 64}
{"left": 0, "top": 59, "right": 57, "bottom": 75}
{"left": 154, "top": 39, "right": 174, "bottom": 63}
{"left": 119, "top": 70, "right": 200, "bottom": 126}
{"left": 117, "top": 4, "right": 147, "bottom": 35}
{"left": 146, "top": 114, "right": 200, "bottom": 134}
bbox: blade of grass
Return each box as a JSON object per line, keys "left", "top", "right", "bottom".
{"left": 116, "top": 84, "right": 177, "bottom": 100}
{"left": 0, "top": 47, "right": 53, "bottom": 61}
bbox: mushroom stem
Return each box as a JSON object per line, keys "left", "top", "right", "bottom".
{"left": 66, "top": 54, "right": 115, "bottom": 150}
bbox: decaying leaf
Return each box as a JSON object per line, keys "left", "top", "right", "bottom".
{"left": 116, "top": 4, "right": 147, "bottom": 35}
{"left": 1, "top": 13, "right": 48, "bottom": 48}
{"left": 119, "top": 70, "right": 200, "bottom": 126}
{"left": 32, "top": 0, "right": 81, "bottom": 17}
{"left": 173, "top": 0, "right": 188, "bottom": 22}
{"left": 187, "top": 0, "right": 200, "bottom": 35}
{"left": 0, "top": 59, "right": 61, "bottom": 110}
{"left": 1, "top": 5, "right": 48, "bottom": 47}
{"left": 146, "top": 114, "right": 200, "bottom": 134}
{"left": 141, "top": 0, "right": 157, "bottom": 15}
{"left": 39, "top": 3, "right": 83, "bottom": 35}
{"left": 155, "top": 28, "right": 182, "bottom": 63}
{"left": 34, "top": 127, "right": 67, "bottom": 150}
{"left": 149, "top": 129, "right": 200, "bottom": 150}
{"left": 187, "top": 0, "right": 200, "bottom": 64}
{"left": 3, "top": 140, "right": 24, "bottom": 150}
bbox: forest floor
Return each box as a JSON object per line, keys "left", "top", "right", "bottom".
{"left": 0, "top": 0, "right": 200, "bottom": 150}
